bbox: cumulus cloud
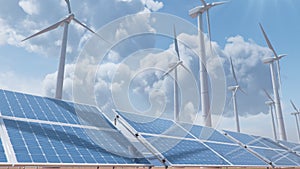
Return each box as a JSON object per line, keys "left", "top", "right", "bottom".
{"left": 223, "top": 35, "right": 273, "bottom": 117}
{"left": 140, "top": 0, "right": 164, "bottom": 12}
{"left": 18, "top": 0, "right": 40, "bottom": 15}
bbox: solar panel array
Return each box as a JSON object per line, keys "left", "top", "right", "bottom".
{"left": 0, "top": 89, "right": 150, "bottom": 166}
{"left": 1, "top": 89, "right": 300, "bottom": 167}
{"left": 117, "top": 111, "right": 300, "bottom": 167}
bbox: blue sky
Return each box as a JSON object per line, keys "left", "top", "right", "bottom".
{"left": 0, "top": 0, "right": 300, "bottom": 142}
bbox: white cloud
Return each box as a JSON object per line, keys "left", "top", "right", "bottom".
{"left": 0, "top": 71, "right": 42, "bottom": 96}
{"left": 18, "top": 0, "right": 40, "bottom": 15}
{"left": 141, "top": 0, "right": 164, "bottom": 11}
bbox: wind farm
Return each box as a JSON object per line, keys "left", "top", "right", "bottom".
{"left": 0, "top": 0, "right": 300, "bottom": 168}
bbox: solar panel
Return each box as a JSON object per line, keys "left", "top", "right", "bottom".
{"left": 144, "top": 135, "right": 230, "bottom": 166}
{"left": 0, "top": 139, "right": 7, "bottom": 163}
{"left": 224, "top": 130, "right": 300, "bottom": 167}
{"left": 117, "top": 111, "right": 194, "bottom": 138}
{"left": 179, "top": 122, "right": 234, "bottom": 144}
{"left": 179, "top": 123, "right": 268, "bottom": 166}
{"left": 0, "top": 89, "right": 150, "bottom": 166}
{"left": 279, "top": 140, "right": 300, "bottom": 153}
{"left": 115, "top": 110, "right": 269, "bottom": 167}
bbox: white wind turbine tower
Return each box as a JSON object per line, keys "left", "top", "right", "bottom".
{"left": 264, "top": 89, "right": 277, "bottom": 140}
{"left": 162, "top": 26, "right": 189, "bottom": 121}
{"left": 228, "top": 57, "right": 245, "bottom": 133}
{"left": 260, "top": 23, "right": 287, "bottom": 141}
{"left": 290, "top": 100, "right": 300, "bottom": 141}
{"left": 189, "top": 0, "right": 226, "bottom": 127}
{"left": 22, "top": 0, "right": 107, "bottom": 100}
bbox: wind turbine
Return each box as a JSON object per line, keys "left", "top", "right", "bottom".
{"left": 228, "top": 57, "right": 245, "bottom": 133}
{"left": 290, "top": 100, "right": 300, "bottom": 141}
{"left": 22, "top": 0, "right": 106, "bottom": 100}
{"left": 189, "top": 0, "right": 226, "bottom": 127}
{"left": 264, "top": 89, "right": 277, "bottom": 140}
{"left": 259, "top": 23, "right": 286, "bottom": 96}
{"left": 162, "top": 26, "right": 189, "bottom": 121}
{"left": 260, "top": 23, "right": 287, "bottom": 141}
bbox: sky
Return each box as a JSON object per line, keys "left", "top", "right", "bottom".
{"left": 0, "top": 0, "right": 300, "bottom": 142}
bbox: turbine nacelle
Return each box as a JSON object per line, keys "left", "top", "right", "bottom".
{"left": 228, "top": 85, "right": 239, "bottom": 91}
{"left": 262, "top": 54, "right": 287, "bottom": 64}
{"left": 265, "top": 101, "right": 274, "bottom": 106}
{"left": 189, "top": 1, "right": 227, "bottom": 17}
{"left": 65, "top": 13, "right": 75, "bottom": 23}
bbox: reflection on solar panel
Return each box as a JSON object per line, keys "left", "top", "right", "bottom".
{"left": 279, "top": 140, "right": 300, "bottom": 153}
{"left": 224, "top": 130, "right": 300, "bottom": 167}
{"left": 116, "top": 110, "right": 268, "bottom": 167}
{"left": 0, "top": 89, "right": 150, "bottom": 166}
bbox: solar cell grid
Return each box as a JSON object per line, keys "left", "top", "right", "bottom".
{"left": 204, "top": 142, "right": 267, "bottom": 166}
{"left": 252, "top": 147, "right": 298, "bottom": 166}
{"left": 143, "top": 135, "right": 230, "bottom": 166}
{"left": 4, "top": 119, "right": 148, "bottom": 164}
{"left": 179, "top": 123, "right": 234, "bottom": 144}
{"left": 117, "top": 111, "right": 194, "bottom": 139}
{"left": 224, "top": 130, "right": 300, "bottom": 166}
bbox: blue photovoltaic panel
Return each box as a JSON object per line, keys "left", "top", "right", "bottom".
{"left": 178, "top": 123, "right": 267, "bottom": 166}
{"left": 117, "top": 111, "right": 270, "bottom": 166}
{"left": 250, "top": 135, "right": 285, "bottom": 150}
{"left": 279, "top": 141, "right": 300, "bottom": 153}
{"left": 0, "top": 90, "right": 78, "bottom": 124}
{"left": 0, "top": 89, "right": 150, "bottom": 165}
{"left": 0, "top": 139, "right": 7, "bottom": 163}
{"left": 224, "top": 130, "right": 300, "bottom": 166}
{"left": 117, "top": 111, "right": 193, "bottom": 138}
{"left": 0, "top": 89, "right": 111, "bottom": 127}
{"left": 179, "top": 123, "right": 234, "bottom": 144}
{"left": 117, "top": 111, "right": 174, "bottom": 134}
{"left": 143, "top": 135, "right": 229, "bottom": 166}
{"left": 4, "top": 119, "right": 149, "bottom": 164}
{"left": 252, "top": 148, "right": 299, "bottom": 166}
{"left": 204, "top": 142, "right": 267, "bottom": 166}
{"left": 224, "top": 130, "right": 263, "bottom": 146}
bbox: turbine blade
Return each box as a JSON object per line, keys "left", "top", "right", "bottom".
{"left": 180, "top": 63, "right": 190, "bottom": 73}
{"left": 263, "top": 89, "right": 274, "bottom": 102}
{"left": 200, "top": 0, "right": 207, "bottom": 7}
{"left": 162, "top": 65, "right": 177, "bottom": 79}
{"left": 73, "top": 17, "right": 96, "bottom": 34}
{"left": 290, "top": 100, "right": 299, "bottom": 113}
{"left": 65, "top": 0, "right": 72, "bottom": 14}
{"left": 238, "top": 86, "right": 247, "bottom": 95}
{"left": 22, "top": 18, "right": 67, "bottom": 42}
{"left": 278, "top": 54, "right": 287, "bottom": 60}
{"left": 73, "top": 18, "right": 112, "bottom": 45}
{"left": 230, "top": 57, "right": 238, "bottom": 85}
{"left": 173, "top": 25, "right": 180, "bottom": 60}
{"left": 206, "top": 9, "right": 213, "bottom": 53}
{"left": 211, "top": 1, "right": 228, "bottom": 7}
{"left": 259, "top": 23, "right": 278, "bottom": 58}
